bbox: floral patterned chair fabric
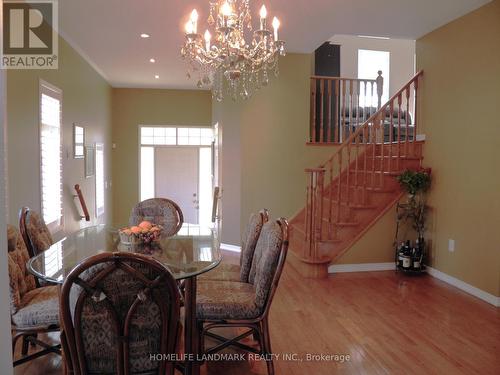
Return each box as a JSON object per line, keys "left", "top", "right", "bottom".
{"left": 196, "top": 218, "right": 288, "bottom": 375}
{"left": 21, "top": 208, "right": 54, "bottom": 257}
{"left": 7, "top": 225, "right": 59, "bottom": 326}
{"left": 129, "top": 198, "right": 184, "bottom": 237}
{"left": 199, "top": 209, "right": 268, "bottom": 283}
{"left": 7, "top": 225, "right": 61, "bottom": 366}
{"left": 197, "top": 280, "right": 260, "bottom": 320}
{"left": 197, "top": 220, "right": 285, "bottom": 320}
{"left": 198, "top": 263, "right": 241, "bottom": 282}
{"left": 7, "top": 225, "right": 36, "bottom": 308}
{"left": 60, "top": 253, "right": 181, "bottom": 375}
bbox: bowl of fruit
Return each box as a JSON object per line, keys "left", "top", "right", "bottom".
{"left": 118, "top": 221, "right": 163, "bottom": 245}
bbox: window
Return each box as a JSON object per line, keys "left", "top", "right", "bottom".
{"left": 140, "top": 146, "right": 155, "bottom": 201}
{"left": 73, "top": 124, "right": 84, "bottom": 158}
{"left": 358, "top": 49, "right": 390, "bottom": 104}
{"left": 95, "top": 143, "right": 105, "bottom": 217}
{"left": 40, "top": 81, "right": 63, "bottom": 232}
{"left": 140, "top": 126, "right": 213, "bottom": 146}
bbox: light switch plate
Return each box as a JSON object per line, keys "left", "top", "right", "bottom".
{"left": 448, "top": 239, "right": 455, "bottom": 252}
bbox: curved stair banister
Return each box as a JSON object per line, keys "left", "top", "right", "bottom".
{"left": 299, "top": 71, "right": 424, "bottom": 265}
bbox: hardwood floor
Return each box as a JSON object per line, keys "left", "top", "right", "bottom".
{"left": 15, "top": 251, "right": 500, "bottom": 375}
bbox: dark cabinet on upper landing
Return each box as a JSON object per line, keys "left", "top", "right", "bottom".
{"left": 312, "top": 43, "right": 341, "bottom": 142}
{"left": 315, "top": 42, "right": 340, "bottom": 77}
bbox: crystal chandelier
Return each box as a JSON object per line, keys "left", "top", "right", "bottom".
{"left": 181, "top": 0, "right": 286, "bottom": 101}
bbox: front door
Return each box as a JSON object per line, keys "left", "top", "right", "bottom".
{"left": 155, "top": 147, "right": 199, "bottom": 224}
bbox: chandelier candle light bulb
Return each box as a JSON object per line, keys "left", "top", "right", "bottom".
{"left": 190, "top": 9, "right": 199, "bottom": 34}
{"left": 204, "top": 30, "right": 211, "bottom": 51}
{"left": 220, "top": 1, "right": 232, "bottom": 27}
{"left": 185, "top": 21, "right": 194, "bottom": 34}
{"left": 272, "top": 16, "right": 280, "bottom": 40}
{"left": 259, "top": 5, "right": 267, "bottom": 30}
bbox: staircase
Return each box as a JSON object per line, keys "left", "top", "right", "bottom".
{"left": 288, "top": 71, "right": 424, "bottom": 277}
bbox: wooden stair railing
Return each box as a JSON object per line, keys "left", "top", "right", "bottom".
{"left": 74, "top": 184, "right": 90, "bottom": 221}
{"left": 302, "top": 70, "right": 424, "bottom": 263}
{"left": 310, "top": 71, "right": 384, "bottom": 144}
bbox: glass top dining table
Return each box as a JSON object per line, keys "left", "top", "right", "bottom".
{"left": 27, "top": 223, "right": 222, "bottom": 284}
{"left": 27, "top": 223, "right": 221, "bottom": 375}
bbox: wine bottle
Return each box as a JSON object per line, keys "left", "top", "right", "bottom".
{"left": 413, "top": 238, "right": 422, "bottom": 269}
{"left": 398, "top": 242, "right": 405, "bottom": 268}
{"left": 402, "top": 240, "right": 411, "bottom": 269}
{"left": 413, "top": 239, "right": 419, "bottom": 269}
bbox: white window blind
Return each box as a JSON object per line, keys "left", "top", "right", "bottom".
{"left": 40, "top": 82, "right": 63, "bottom": 231}
{"left": 95, "top": 143, "right": 105, "bottom": 217}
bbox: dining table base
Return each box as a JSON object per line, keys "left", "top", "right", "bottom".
{"left": 183, "top": 276, "right": 200, "bottom": 375}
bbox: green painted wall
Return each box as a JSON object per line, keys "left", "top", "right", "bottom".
{"left": 6, "top": 37, "right": 112, "bottom": 239}
{"left": 111, "top": 88, "right": 212, "bottom": 225}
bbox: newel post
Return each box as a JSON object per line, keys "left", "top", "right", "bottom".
{"left": 304, "top": 167, "right": 325, "bottom": 261}
{"left": 376, "top": 70, "right": 384, "bottom": 109}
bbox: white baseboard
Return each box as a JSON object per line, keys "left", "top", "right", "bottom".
{"left": 220, "top": 243, "right": 241, "bottom": 253}
{"left": 328, "top": 262, "right": 396, "bottom": 273}
{"left": 426, "top": 266, "right": 500, "bottom": 307}
{"left": 327, "top": 262, "right": 499, "bottom": 307}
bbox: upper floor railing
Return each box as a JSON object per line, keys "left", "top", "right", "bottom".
{"left": 310, "top": 71, "right": 384, "bottom": 144}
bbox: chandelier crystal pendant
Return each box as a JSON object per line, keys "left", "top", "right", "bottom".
{"left": 181, "top": 0, "right": 286, "bottom": 101}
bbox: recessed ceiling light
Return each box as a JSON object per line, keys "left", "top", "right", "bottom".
{"left": 357, "top": 35, "right": 390, "bottom": 40}
{"left": 150, "top": 58, "right": 156, "bottom": 63}
{"left": 140, "top": 33, "right": 150, "bottom": 38}
{"left": 155, "top": 75, "right": 160, "bottom": 79}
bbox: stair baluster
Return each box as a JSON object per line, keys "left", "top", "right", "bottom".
{"left": 298, "top": 71, "right": 424, "bottom": 266}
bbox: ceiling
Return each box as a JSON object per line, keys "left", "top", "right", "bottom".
{"left": 59, "top": 0, "right": 491, "bottom": 89}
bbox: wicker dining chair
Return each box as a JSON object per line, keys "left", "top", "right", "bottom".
{"left": 129, "top": 198, "right": 184, "bottom": 237}
{"left": 196, "top": 218, "right": 289, "bottom": 375}
{"left": 60, "top": 252, "right": 181, "bottom": 375}
{"left": 200, "top": 209, "right": 269, "bottom": 283}
{"left": 7, "top": 225, "right": 61, "bottom": 367}
{"left": 19, "top": 207, "right": 54, "bottom": 258}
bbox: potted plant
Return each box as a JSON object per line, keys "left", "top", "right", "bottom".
{"left": 394, "top": 168, "right": 432, "bottom": 272}
{"left": 396, "top": 168, "right": 431, "bottom": 203}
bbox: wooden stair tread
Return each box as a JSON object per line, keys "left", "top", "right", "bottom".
{"left": 347, "top": 170, "right": 401, "bottom": 176}
{"left": 370, "top": 155, "right": 423, "bottom": 160}
{"left": 321, "top": 199, "right": 377, "bottom": 210}
{"left": 321, "top": 218, "right": 359, "bottom": 226}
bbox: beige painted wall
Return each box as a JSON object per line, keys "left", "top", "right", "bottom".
{"left": 6, "top": 37, "right": 112, "bottom": 240}
{"left": 212, "top": 54, "right": 333, "bottom": 244}
{"left": 416, "top": 0, "right": 500, "bottom": 296}
{"left": 239, "top": 54, "right": 333, "bottom": 228}
{"left": 111, "top": 89, "right": 212, "bottom": 225}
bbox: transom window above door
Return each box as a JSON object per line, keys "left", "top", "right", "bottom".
{"left": 140, "top": 126, "right": 213, "bottom": 146}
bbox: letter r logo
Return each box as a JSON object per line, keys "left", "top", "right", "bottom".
{"left": 3, "top": 1, "right": 53, "bottom": 54}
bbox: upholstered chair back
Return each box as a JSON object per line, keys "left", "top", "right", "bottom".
{"left": 60, "top": 252, "right": 180, "bottom": 375}
{"left": 239, "top": 209, "right": 269, "bottom": 282}
{"left": 129, "top": 198, "right": 183, "bottom": 237}
{"left": 7, "top": 225, "right": 37, "bottom": 315}
{"left": 249, "top": 218, "right": 289, "bottom": 312}
{"left": 19, "top": 207, "right": 54, "bottom": 257}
